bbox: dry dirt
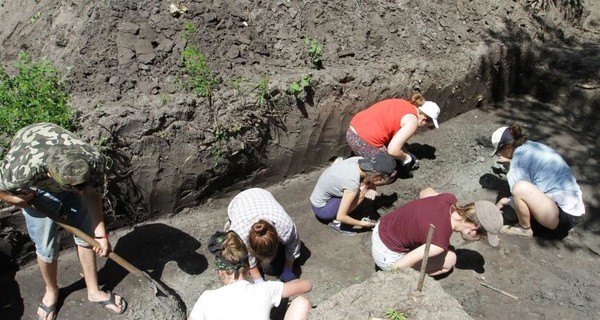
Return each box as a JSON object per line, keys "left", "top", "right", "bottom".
{"left": 3, "top": 103, "right": 600, "bottom": 320}
{"left": 1, "top": 0, "right": 600, "bottom": 319}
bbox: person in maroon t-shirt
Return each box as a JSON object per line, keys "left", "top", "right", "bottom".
{"left": 371, "top": 187, "right": 503, "bottom": 276}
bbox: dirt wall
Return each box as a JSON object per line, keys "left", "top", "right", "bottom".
{"left": 1, "top": 0, "right": 599, "bottom": 260}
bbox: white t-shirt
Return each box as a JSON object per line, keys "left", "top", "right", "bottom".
{"left": 189, "top": 280, "right": 284, "bottom": 320}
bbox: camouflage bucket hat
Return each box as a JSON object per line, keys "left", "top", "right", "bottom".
{"left": 46, "top": 145, "right": 91, "bottom": 187}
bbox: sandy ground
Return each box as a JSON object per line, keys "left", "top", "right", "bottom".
{"left": 3, "top": 99, "right": 600, "bottom": 319}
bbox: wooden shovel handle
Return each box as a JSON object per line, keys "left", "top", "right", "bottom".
{"left": 30, "top": 202, "right": 143, "bottom": 277}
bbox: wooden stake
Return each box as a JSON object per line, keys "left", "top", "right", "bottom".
{"left": 416, "top": 224, "right": 436, "bottom": 292}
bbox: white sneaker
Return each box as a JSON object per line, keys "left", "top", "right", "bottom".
{"left": 328, "top": 220, "right": 357, "bottom": 236}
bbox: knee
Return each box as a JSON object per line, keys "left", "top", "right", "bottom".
{"left": 287, "top": 296, "right": 312, "bottom": 320}
{"left": 36, "top": 247, "right": 59, "bottom": 263}
{"left": 444, "top": 251, "right": 457, "bottom": 270}
{"left": 512, "top": 181, "right": 535, "bottom": 197}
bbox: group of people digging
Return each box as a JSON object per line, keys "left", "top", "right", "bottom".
{"left": 0, "top": 92, "right": 585, "bottom": 320}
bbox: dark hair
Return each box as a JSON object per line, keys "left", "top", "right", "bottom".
{"left": 248, "top": 220, "right": 279, "bottom": 262}
{"left": 408, "top": 92, "right": 426, "bottom": 107}
{"left": 507, "top": 124, "right": 528, "bottom": 148}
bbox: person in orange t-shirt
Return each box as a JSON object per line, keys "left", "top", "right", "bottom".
{"left": 347, "top": 92, "right": 440, "bottom": 171}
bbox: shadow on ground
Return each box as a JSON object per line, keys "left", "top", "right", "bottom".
{"left": 0, "top": 259, "right": 23, "bottom": 320}
{"left": 99, "top": 223, "right": 207, "bottom": 292}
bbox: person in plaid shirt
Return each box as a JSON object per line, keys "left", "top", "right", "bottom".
{"left": 226, "top": 188, "right": 302, "bottom": 283}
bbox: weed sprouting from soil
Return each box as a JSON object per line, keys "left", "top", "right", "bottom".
{"left": 254, "top": 77, "right": 275, "bottom": 110}
{"left": 212, "top": 123, "right": 242, "bottom": 168}
{"left": 181, "top": 44, "right": 217, "bottom": 98}
{"left": 0, "top": 51, "right": 76, "bottom": 153}
{"left": 384, "top": 309, "right": 408, "bottom": 320}
{"left": 304, "top": 36, "right": 323, "bottom": 69}
{"left": 290, "top": 74, "right": 311, "bottom": 99}
{"left": 181, "top": 21, "right": 197, "bottom": 40}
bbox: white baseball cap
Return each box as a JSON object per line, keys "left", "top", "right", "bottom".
{"left": 490, "top": 126, "right": 511, "bottom": 156}
{"left": 418, "top": 101, "right": 440, "bottom": 128}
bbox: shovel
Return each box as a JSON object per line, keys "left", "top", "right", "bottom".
{"left": 30, "top": 202, "right": 186, "bottom": 319}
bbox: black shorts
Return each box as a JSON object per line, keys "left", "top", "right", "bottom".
{"left": 531, "top": 205, "right": 581, "bottom": 240}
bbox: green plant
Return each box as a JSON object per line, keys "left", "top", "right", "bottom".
{"left": 97, "top": 136, "right": 110, "bottom": 147}
{"left": 157, "top": 131, "right": 169, "bottom": 140}
{"left": 181, "top": 21, "right": 197, "bottom": 40}
{"left": 289, "top": 74, "right": 311, "bottom": 98}
{"left": 0, "top": 51, "right": 76, "bottom": 151}
{"left": 255, "top": 77, "right": 274, "bottom": 110}
{"left": 212, "top": 123, "right": 242, "bottom": 168}
{"left": 181, "top": 44, "right": 217, "bottom": 98}
{"left": 159, "top": 93, "right": 172, "bottom": 105}
{"left": 304, "top": 36, "right": 323, "bottom": 69}
{"left": 29, "top": 12, "right": 41, "bottom": 23}
{"left": 385, "top": 309, "right": 407, "bottom": 320}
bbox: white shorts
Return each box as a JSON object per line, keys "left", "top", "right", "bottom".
{"left": 371, "top": 222, "right": 406, "bottom": 271}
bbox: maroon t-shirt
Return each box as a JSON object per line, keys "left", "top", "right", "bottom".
{"left": 378, "top": 193, "right": 456, "bottom": 253}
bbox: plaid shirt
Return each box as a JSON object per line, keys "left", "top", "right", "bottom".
{"left": 227, "top": 188, "right": 301, "bottom": 268}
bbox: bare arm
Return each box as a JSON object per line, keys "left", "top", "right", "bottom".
{"left": 0, "top": 190, "right": 34, "bottom": 208}
{"left": 336, "top": 189, "right": 370, "bottom": 227}
{"left": 82, "top": 187, "right": 111, "bottom": 256}
{"left": 419, "top": 187, "right": 439, "bottom": 199}
{"left": 386, "top": 114, "right": 418, "bottom": 160}
{"left": 249, "top": 267, "right": 263, "bottom": 281}
{"left": 282, "top": 279, "right": 312, "bottom": 298}
{"left": 393, "top": 244, "right": 445, "bottom": 269}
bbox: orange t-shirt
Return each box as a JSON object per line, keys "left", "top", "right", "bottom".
{"left": 349, "top": 99, "right": 418, "bottom": 147}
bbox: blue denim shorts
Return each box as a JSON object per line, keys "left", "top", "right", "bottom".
{"left": 23, "top": 189, "right": 93, "bottom": 263}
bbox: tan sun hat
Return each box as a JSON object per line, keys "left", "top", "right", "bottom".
{"left": 474, "top": 200, "right": 504, "bottom": 246}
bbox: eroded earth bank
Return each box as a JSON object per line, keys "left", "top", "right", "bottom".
{"left": 1, "top": 0, "right": 600, "bottom": 319}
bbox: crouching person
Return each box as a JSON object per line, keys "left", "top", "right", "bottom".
{"left": 226, "top": 188, "right": 302, "bottom": 283}
{"left": 371, "top": 188, "right": 502, "bottom": 276}
{"left": 189, "top": 231, "right": 312, "bottom": 320}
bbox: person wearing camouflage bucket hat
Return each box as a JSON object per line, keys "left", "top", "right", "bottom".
{"left": 46, "top": 145, "right": 93, "bottom": 189}
{"left": 0, "top": 123, "right": 127, "bottom": 319}
{"left": 189, "top": 230, "right": 313, "bottom": 320}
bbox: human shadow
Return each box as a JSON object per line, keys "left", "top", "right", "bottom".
{"left": 264, "top": 241, "right": 312, "bottom": 280}
{"left": 97, "top": 223, "right": 207, "bottom": 292}
{"left": 56, "top": 224, "right": 207, "bottom": 315}
{"left": 454, "top": 248, "right": 485, "bottom": 273}
{"left": 478, "top": 173, "right": 511, "bottom": 201}
{"left": 350, "top": 193, "right": 398, "bottom": 224}
{"left": 406, "top": 143, "right": 437, "bottom": 160}
{"left": 0, "top": 257, "right": 23, "bottom": 320}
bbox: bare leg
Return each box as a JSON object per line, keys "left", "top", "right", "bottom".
{"left": 77, "top": 246, "right": 125, "bottom": 313}
{"left": 412, "top": 251, "right": 457, "bottom": 276}
{"left": 284, "top": 296, "right": 311, "bottom": 320}
{"left": 37, "top": 257, "right": 59, "bottom": 319}
{"left": 512, "top": 181, "right": 559, "bottom": 229}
